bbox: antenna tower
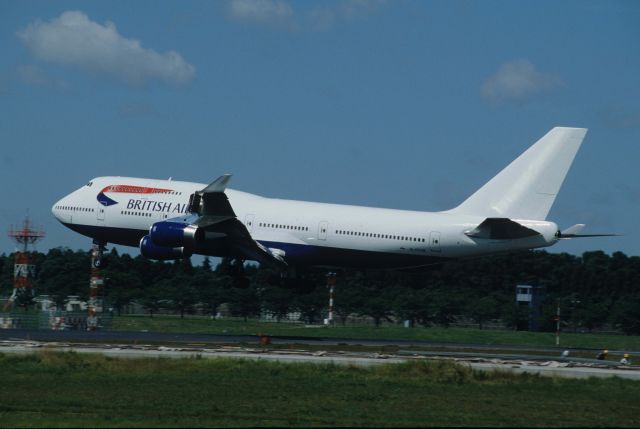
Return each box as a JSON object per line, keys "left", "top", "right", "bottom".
{"left": 6, "top": 215, "right": 45, "bottom": 309}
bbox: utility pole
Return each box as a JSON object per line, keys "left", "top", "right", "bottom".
{"left": 556, "top": 301, "right": 561, "bottom": 346}
{"left": 325, "top": 272, "right": 337, "bottom": 326}
{"left": 87, "top": 243, "right": 105, "bottom": 330}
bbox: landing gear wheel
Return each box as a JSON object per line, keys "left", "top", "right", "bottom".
{"left": 92, "top": 242, "right": 107, "bottom": 268}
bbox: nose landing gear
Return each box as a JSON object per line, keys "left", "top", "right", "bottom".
{"left": 92, "top": 241, "right": 107, "bottom": 268}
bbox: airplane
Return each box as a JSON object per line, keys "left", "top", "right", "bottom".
{"left": 52, "top": 127, "right": 612, "bottom": 288}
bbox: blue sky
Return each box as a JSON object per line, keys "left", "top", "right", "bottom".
{"left": 1, "top": 0, "right": 639, "bottom": 258}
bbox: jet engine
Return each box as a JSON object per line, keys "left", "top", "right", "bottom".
{"left": 139, "top": 235, "right": 191, "bottom": 260}
{"left": 148, "top": 221, "right": 202, "bottom": 249}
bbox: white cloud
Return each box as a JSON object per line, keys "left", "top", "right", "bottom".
{"left": 481, "top": 60, "right": 561, "bottom": 104}
{"left": 17, "top": 11, "right": 195, "bottom": 86}
{"left": 227, "top": 0, "right": 386, "bottom": 31}
{"left": 340, "top": 0, "right": 388, "bottom": 18}
{"left": 15, "top": 64, "right": 67, "bottom": 89}
{"left": 228, "top": 0, "right": 295, "bottom": 28}
{"left": 307, "top": 8, "right": 337, "bottom": 32}
{"left": 308, "top": 0, "right": 387, "bottom": 31}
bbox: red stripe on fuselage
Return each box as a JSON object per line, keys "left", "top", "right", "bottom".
{"left": 100, "top": 185, "right": 173, "bottom": 194}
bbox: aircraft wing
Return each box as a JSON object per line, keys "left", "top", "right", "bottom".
{"left": 190, "top": 175, "right": 287, "bottom": 268}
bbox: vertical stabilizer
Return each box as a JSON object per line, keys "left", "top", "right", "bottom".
{"left": 449, "top": 127, "right": 587, "bottom": 220}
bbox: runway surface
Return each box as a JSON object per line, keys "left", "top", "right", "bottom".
{"left": 0, "top": 328, "right": 638, "bottom": 380}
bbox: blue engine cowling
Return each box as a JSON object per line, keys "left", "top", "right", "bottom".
{"left": 139, "top": 235, "right": 192, "bottom": 260}
{"left": 148, "top": 221, "right": 202, "bottom": 249}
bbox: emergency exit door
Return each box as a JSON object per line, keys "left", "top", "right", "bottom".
{"left": 245, "top": 214, "right": 255, "bottom": 233}
{"left": 429, "top": 231, "right": 441, "bottom": 252}
{"left": 318, "top": 221, "right": 329, "bottom": 241}
{"left": 97, "top": 206, "right": 105, "bottom": 222}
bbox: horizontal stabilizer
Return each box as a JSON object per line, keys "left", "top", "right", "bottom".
{"left": 562, "top": 234, "right": 619, "bottom": 238}
{"left": 557, "top": 223, "right": 618, "bottom": 239}
{"left": 561, "top": 224, "right": 585, "bottom": 236}
{"left": 465, "top": 218, "right": 541, "bottom": 240}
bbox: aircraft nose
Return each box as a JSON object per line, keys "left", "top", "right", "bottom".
{"left": 52, "top": 199, "right": 62, "bottom": 221}
{"left": 52, "top": 196, "right": 71, "bottom": 223}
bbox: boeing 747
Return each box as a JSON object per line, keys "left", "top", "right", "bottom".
{"left": 52, "top": 127, "right": 612, "bottom": 287}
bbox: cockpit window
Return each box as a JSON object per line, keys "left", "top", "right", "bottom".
{"left": 87, "top": 181, "right": 93, "bottom": 187}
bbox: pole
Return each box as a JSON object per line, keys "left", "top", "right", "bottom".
{"left": 329, "top": 285, "right": 334, "bottom": 324}
{"left": 326, "top": 272, "right": 336, "bottom": 326}
{"left": 88, "top": 244, "right": 104, "bottom": 331}
{"left": 556, "top": 301, "right": 560, "bottom": 346}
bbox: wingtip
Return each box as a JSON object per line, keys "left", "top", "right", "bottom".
{"left": 552, "top": 126, "right": 588, "bottom": 134}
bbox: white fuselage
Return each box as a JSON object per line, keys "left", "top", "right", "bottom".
{"left": 52, "top": 176, "right": 559, "bottom": 269}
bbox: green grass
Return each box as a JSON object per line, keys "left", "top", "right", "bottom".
{"left": 0, "top": 351, "right": 638, "bottom": 427}
{"left": 113, "top": 315, "right": 640, "bottom": 351}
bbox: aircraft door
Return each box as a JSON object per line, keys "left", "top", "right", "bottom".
{"left": 318, "top": 221, "right": 329, "bottom": 241}
{"left": 97, "top": 206, "right": 105, "bottom": 222}
{"left": 429, "top": 231, "right": 441, "bottom": 252}
{"left": 245, "top": 214, "right": 255, "bottom": 233}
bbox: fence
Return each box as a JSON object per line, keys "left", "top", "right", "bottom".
{"left": 0, "top": 311, "right": 113, "bottom": 331}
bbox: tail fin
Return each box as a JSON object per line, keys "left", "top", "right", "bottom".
{"left": 448, "top": 127, "right": 587, "bottom": 220}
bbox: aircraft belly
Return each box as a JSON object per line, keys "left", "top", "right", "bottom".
{"left": 257, "top": 240, "right": 449, "bottom": 269}
{"left": 62, "top": 223, "right": 146, "bottom": 247}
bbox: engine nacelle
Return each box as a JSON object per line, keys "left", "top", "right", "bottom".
{"left": 148, "top": 221, "right": 202, "bottom": 249}
{"left": 139, "top": 235, "right": 192, "bottom": 260}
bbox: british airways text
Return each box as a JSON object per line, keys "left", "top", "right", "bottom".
{"left": 126, "top": 199, "right": 188, "bottom": 214}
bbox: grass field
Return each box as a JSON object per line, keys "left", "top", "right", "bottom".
{"left": 113, "top": 315, "right": 640, "bottom": 351}
{"left": 0, "top": 351, "right": 638, "bottom": 427}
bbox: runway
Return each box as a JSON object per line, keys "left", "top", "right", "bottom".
{"left": 0, "top": 328, "right": 638, "bottom": 380}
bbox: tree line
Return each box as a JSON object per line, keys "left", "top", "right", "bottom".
{"left": 1, "top": 248, "right": 639, "bottom": 334}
